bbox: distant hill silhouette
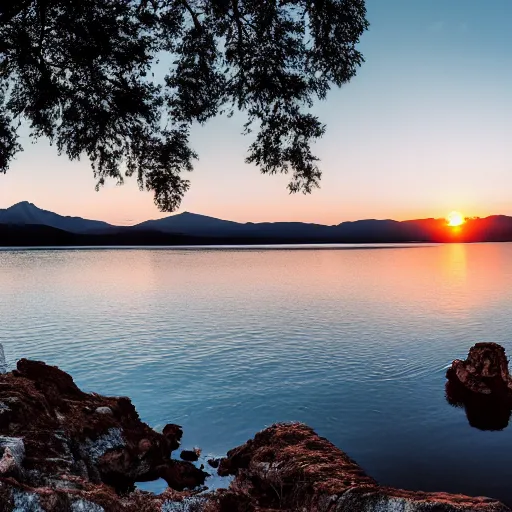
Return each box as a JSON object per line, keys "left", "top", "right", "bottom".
{"left": 1, "top": 203, "right": 512, "bottom": 245}
{"left": 0, "top": 202, "right": 114, "bottom": 233}
{"left": 134, "top": 211, "right": 241, "bottom": 235}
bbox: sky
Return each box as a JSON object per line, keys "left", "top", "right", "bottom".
{"left": 1, "top": 0, "right": 512, "bottom": 226}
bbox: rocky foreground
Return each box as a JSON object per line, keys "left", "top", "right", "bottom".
{"left": 0, "top": 358, "right": 510, "bottom": 511}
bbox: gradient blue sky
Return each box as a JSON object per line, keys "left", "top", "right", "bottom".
{"left": 2, "top": 0, "right": 512, "bottom": 225}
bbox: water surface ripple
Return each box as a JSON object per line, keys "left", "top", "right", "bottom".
{"left": 1, "top": 244, "right": 512, "bottom": 503}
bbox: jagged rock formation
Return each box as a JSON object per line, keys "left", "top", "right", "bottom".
{"left": 216, "top": 423, "right": 509, "bottom": 512}
{"left": 446, "top": 343, "right": 512, "bottom": 430}
{"left": 0, "top": 358, "right": 510, "bottom": 511}
{"left": 0, "top": 359, "right": 208, "bottom": 511}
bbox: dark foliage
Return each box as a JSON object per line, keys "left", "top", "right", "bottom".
{"left": 0, "top": 0, "right": 368, "bottom": 210}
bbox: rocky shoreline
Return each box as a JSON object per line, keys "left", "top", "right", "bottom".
{"left": 0, "top": 355, "right": 511, "bottom": 511}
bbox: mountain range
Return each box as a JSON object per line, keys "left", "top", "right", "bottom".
{"left": 1, "top": 201, "right": 512, "bottom": 246}
{"left": 0, "top": 201, "right": 114, "bottom": 233}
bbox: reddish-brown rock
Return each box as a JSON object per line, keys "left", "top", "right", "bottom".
{"left": 216, "top": 423, "right": 510, "bottom": 512}
{"left": 446, "top": 343, "right": 512, "bottom": 430}
{"left": 0, "top": 359, "right": 209, "bottom": 511}
{"left": 447, "top": 343, "right": 512, "bottom": 396}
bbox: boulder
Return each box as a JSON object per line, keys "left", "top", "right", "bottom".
{"left": 180, "top": 449, "right": 200, "bottom": 462}
{"left": 446, "top": 343, "right": 512, "bottom": 396}
{"left": 217, "top": 422, "right": 510, "bottom": 512}
{"left": 207, "top": 458, "right": 220, "bottom": 469}
{"left": 0, "top": 437, "right": 24, "bottom": 478}
{"left": 162, "top": 423, "right": 183, "bottom": 452}
{"left": 446, "top": 343, "right": 512, "bottom": 430}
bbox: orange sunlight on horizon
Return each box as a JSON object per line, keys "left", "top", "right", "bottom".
{"left": 447, "top": 211, "right": 465, "bottom": 227}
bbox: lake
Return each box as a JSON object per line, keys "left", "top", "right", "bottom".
{"left": 1, "top": 243, "right": 512, "bottom": 504}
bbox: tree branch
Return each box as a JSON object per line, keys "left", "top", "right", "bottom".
{"left": 181, "top": 0, "right": 202, "bottom": 32}
{"left": 38, "top": 0, "right": 47, "bottom": 49}
{"left": 231, "top": 0, "right": 245, "bottom": 58}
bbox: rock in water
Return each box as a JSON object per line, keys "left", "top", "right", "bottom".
{"left": 207, "top": 458, "right": 220, "bottom": 469}
{"left": 217, "top": 422, "right": 510, "bottom": 511}
{"left": 162, "top": 423, "right": 183, "bottom": 452}
{"left": 446, "top": 343, "right": 512, "bottom": 430}
{"left": 446, "top": 343, "right": 512, "bottom": 395}
{"left": 180, "top": 449, "right": 200, "bottom": 462}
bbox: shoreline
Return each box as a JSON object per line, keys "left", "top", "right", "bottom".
{"left": 0, "top": 358, "right": 509, "bottom": 511}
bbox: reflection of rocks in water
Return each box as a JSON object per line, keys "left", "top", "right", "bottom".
{"left": 446, "top": 342, "right": 512, "bottom": 430}
{"left": 446, "top": 378, "right": 512, "bottom": 430}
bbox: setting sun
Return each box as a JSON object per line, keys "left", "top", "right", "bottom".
{"left": 447, "top": 211, "right": 465, "bottom": 227}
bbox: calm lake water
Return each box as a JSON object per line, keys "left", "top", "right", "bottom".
{"left": 2, "top": 243, "right": 512, "bottom": 503}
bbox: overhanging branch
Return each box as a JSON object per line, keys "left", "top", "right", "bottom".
{"left": 181, "top": 0, "right": 202, "bottom": 32}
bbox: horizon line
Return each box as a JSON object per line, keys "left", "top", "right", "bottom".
{"left": 0, "top": 201, "right": 496, "bottom": 227}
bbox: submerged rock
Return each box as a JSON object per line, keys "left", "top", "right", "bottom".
{"left": 446, "top": 343, "right": 512, "bottom": 430}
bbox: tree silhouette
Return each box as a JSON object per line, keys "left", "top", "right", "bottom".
{"left": 0, "top": 0, "right": 368, "bottom": 211}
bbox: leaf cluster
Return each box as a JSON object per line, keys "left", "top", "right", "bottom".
{"left": 0, "top": 0, "right": 368, "bottom": 210}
